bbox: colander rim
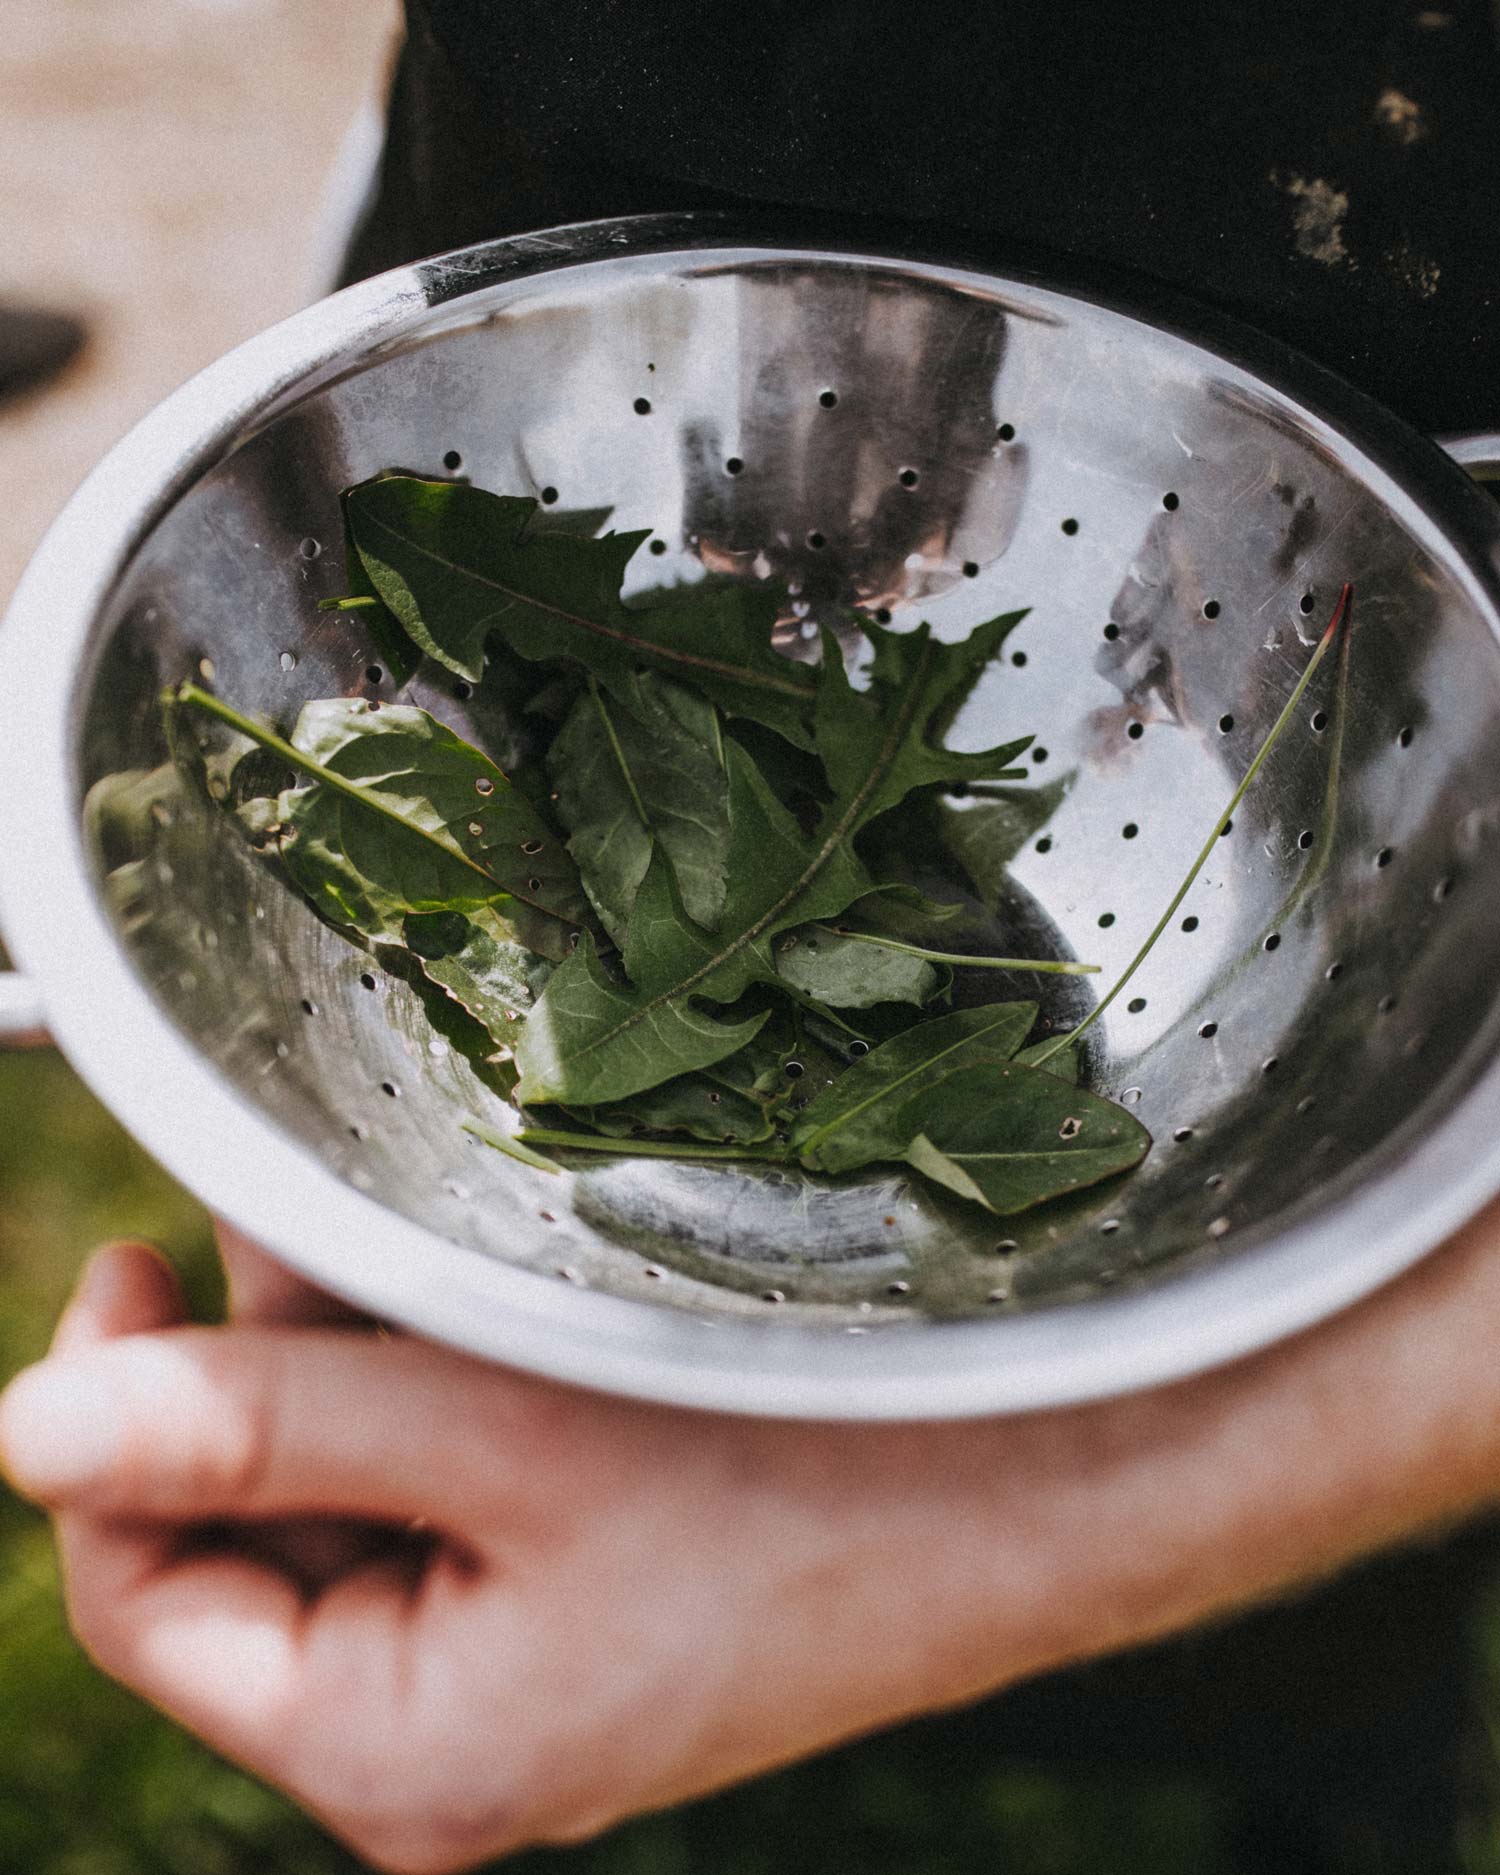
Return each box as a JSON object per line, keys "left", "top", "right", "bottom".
{"left": 3, "top": 210, "right": 1500, "bottom": 1419}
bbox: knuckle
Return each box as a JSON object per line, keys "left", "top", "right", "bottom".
{"left": 188, "top": 1337, "right": 284, "bottom": 1505}
{"left": 102, "top": 1334, "right": 285, "bottom": 1512}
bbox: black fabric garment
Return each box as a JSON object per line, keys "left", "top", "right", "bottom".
{"left": 342, "top": 11, "right": 1500, "bottom": 1867}
{"left": 345, "top": 0, "right": 1500, "bottom": 439}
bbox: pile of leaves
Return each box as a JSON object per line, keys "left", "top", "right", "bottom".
{"left": 171, "top": 472, "right": 1157, "bottom": 1217}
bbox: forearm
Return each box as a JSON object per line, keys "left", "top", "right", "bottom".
{"left": 995, "top": 1199, "right": 1500, "bottom": 1669}
{"left": 666, "top": 1202, "right": 1500, "bottom": 1823}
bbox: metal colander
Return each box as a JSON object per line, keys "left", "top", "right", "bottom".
{"left": 4, "top": 213, "right": 1500, "bottom": 1418}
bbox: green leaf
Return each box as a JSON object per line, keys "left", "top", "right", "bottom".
{"left": 1016, "top": 1038, "right": 1079, "bottom": 1083}
{"left": 773, "top": 923, "right": 944, "bottom": 1009}
{"left": 403, "top": 907, "right": 551, "bottom": 1037}
{"left": 938, "top": 776, "right": 1072, "bottom": 905}
{"left": 321, "top": 482, "right": 421, "bottom": 689}
{"left": 179, "top": 690, "right": 590, "bottom": 960}
{"left": 565, "top": 1077, "right": 774, "bottom": 1146}
{"left": 396, "top": 952, "right": 520, "bottom": 1103}
{"left": 711, "top": 1003, "right": 852, "bottom": 1110}
{"left": 790, "top": 1003, "right": 1036, "bottom": 1174}
{"left": 794, "top": 921, "right": 1098, "bottom": 983}
{"left": 550, "top": 997, "right": 851, "bottom": 1146}
{"left": 901, "top": 1064, "right": 1149, "bottom": 1214}
{"left": 515, "top": 599, "right": 1050, "bottom": 1107}
{"left": 549, "top": 673, "right": 729, "bottom": 943}
{"left": 513, "top": 733, "right": 874, "bottom": 1105}
{"left": 527, "top": 502, "right": 618, "bottom": 540}
{"left": 860, "top": 882, "right": 968, "bottom": 926}
{"left": 517, "top": 931, "right": 775, "bottom": 1105}
{"left": 726, "top": 718, "right": 831, "bottom": 816}
{"left": 343, "top": 476, "right": 818, "bottom": 745}
{"left": 814, "top": 615, "right": 1033, "bottom": 833}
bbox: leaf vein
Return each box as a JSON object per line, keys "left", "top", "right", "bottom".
{"left": 359, "top": 505, "right": 816, "bottom": 699}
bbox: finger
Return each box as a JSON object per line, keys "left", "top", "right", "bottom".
{"left": 56, "top": 1524, "right": 308, "bottom": 1765}
{"left": 216, "top": 1222, "right": 373, "bottom": 1329}
{"left": 53, "top": 1514, "right": 475, "bottom": 1845}
{"left": 39, "top": 1245, "right": 210, "bottom": 1711}
{"left": 50, "top": 1241, "right": 187, "bottom": 1356}
{"left": 31, "top": 1254, "right": 463, "bottom": 1827}
{"left": 0, "top": 1244, "right": 189, "bottom": 1494}
{"left": 218, "top": 1221, "right": 431, "bottom": 1586}
{"left": 0, "top": 1322, "right": 568, "bottom": 1533}
{"left": 39, "top": 1242, "right": 428, "bottom": 1614}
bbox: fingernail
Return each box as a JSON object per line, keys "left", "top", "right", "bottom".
{"left": 69, "top": 1247, "right": 129, "bottom": 1314}
{"left": 0, "top": 1362, "right": 120, "bottom": 1501}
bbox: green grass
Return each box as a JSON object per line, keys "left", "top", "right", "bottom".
{"left": 0, "top": 1048, "right": 1495, "bottom": 1873}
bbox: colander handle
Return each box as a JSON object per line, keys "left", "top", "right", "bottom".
{"left": 0, "top": 952, "right": 46, "bottom": 1044}
{"left": 1437, "top": 431, "right": 1500, "bottom": 480}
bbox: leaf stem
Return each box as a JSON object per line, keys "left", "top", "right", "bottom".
{"left": 1283, "top": 580, "right": 1355, "bottom": 904}
{"left": 1029, "top": 582, "right": 1354, "bottom": 1067}
{"left": 820, "top": 926, "right": 1100, "bottom": 975}
{"left": 317, "top": 595, "right": 380, "bottom": 611}
{"left": 961, "top": 778, "right": 1046, "bottom": 795}
{"left": 516, "top": 1127, "right": 785, "bottom": 1162}
{"left": 462, "top": 1120, "right": 562, "bottom": 1172}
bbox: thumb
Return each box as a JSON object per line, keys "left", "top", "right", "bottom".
{"left": 0, "top": 1320, "right": 567, "bottom": 1536}
{"left": 0, "top": 1242, "right": 187, "bottom": 1499}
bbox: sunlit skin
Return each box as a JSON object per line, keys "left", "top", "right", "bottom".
{"left": 4, "top": 1212, "right": 1500, "bottom": 1874}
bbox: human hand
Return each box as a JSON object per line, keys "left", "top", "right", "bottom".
{"left": 6, "top": 1212, "right": 1500, "bottom": 1873}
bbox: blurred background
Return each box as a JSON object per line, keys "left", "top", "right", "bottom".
{"left": 4, "top": 4, "right": 1500, "bottom": 1871}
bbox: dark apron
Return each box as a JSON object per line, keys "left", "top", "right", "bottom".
{"left": 348, "top": 9, "right": 1500, "bottom": 1867}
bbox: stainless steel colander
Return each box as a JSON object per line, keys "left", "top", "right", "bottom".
{"left": 3, "top": 213, "right": 1500, "bottom": 1419}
